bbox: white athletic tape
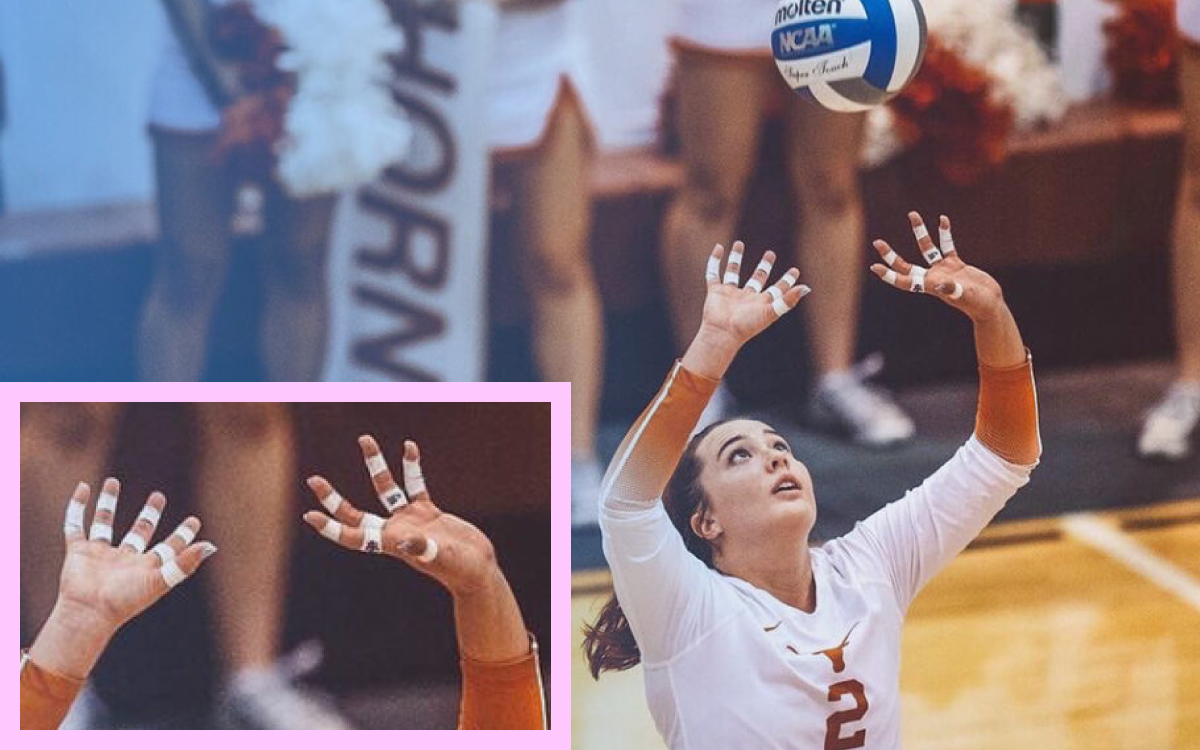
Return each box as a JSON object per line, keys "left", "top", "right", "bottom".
{"left": 940, "top": 226, "right": 956, "bottom": 253}
{"left": 747, "top": 259, "right": 773, "bottom": 293}
{"left": 174, "top": 524, "right": 197, "bottom": 546}
{"left": 362, "top": 513, "right": 385, "bottom": 531}
{"left": 365, "top": 453, "right": 388, "bottom": 477}
{"left": 160, "top": 560, "right": 187, "bottom": 588}
{"left": 883, "top": 269, "right": 898, "bottom": 286}
{"left": 64, "top": 500, "right": 86, "bottom": 536}
{"left": 362, "top": 523, "right": 383, "bottom": 554}
{"left": 380, "top": 486, "right": 408, "bottom": 512}
{"left": 121, "top": 532, "right": 148, "bottom": 554}
{"left": 910, "top": 266, "right": 927, "bottom": 293}
{"left": 948, "top": 282, "right": 964, "bottom": 300}
{"left": 922, "top": 247, "right": 943, "bottom": 264}
{"left": 137, "top": 504, "right": 162, "bottom": 527}
{"left": 882, "top": 249, "right": 899, "bottom": 267}
{"left": 320, "top": 491, "right": 344, "bottom": 515}
{"left": 705, "top": 254, "right": 721, "bottom": 282}
{"left": 766, "top": 286, "right": 789, "bottom": 318}
{"left": 913, "top": 223, "right": 929, "bottom": 240}
{"left": 402, "top": 459, "right": 426, "bottom": 497}
{"left": 320, "top": 519, "right": 342, "bottom": 543}
{"left": 416, "top": 537, "right": 438, "bottom": 563}
{"left": 152, "top": 542, "right": 176, "bottom": 565}
{"left": 96, "top": 491, "right": 118, "bottom": 514}
{"left": 723, "top": 250, "right": 743, "bottom": 284}
{"left": 90, "top": 490, "right": 118, "bottom": 541}
{"left": 745, "top": 278, "right": 764, "bottom": 293}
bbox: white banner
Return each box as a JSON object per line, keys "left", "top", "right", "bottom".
{"left": 323, "top": 0, "right": 496, "bottom": 381}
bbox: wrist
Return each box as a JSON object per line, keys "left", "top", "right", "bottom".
{"left": 28, "top": 602, "right": 115, "bottom": 681}
{"left": 682, "top": 325, "right": 742, "bottom": 381}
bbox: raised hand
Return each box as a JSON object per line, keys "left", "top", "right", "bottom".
{"left": 29, "top": 480, "right": 217, "bottom": 680}
{"left": 700, "top": 242, "right": 810, "bottom": 345}
{"left": 303, "top": 436, "right": 500, "bottom": 596}
{"left": 870, "top": 212, "right": 1005, "bottom": 322}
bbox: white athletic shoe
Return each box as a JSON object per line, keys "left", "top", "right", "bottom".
{"left": 572, "top": 455, "right": 602, "bottom": 527}
{"left": 808, "top": 354, "right": 915, "bottom": 448}
{"left": 693, "top": 382, "right": 736, "bottom": 437}
{"left": 1137, "top": 381, "right": 1200, "bottom": 462}
{"left": 216, "top": 642, "right": 352, "bottom": 729}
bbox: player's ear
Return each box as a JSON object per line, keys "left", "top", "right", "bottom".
{"left": 691, "top": 508, "right": 722, "bottom": 541}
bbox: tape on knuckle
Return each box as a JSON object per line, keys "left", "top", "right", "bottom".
{"left": 160, "top": 559, "right": 187, "bottom": 588}
{"left": 910, "top": 266, "right": 927, "bottom": 293}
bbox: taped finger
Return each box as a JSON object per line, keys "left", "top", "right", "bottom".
{"left": 89, "top": 478, "right": 120, "bottom": 543}
{"left": 360, "top": 435, "right": 408, "bottom": 512}
{"left": 871, "top": 264, "right": 903, "bottom": 289}
{"left": 705, "top": 244, "right": 723, "bottom": 284}
{"left": 909, "top": 266, "right": 927, "bottom": 294}
{"left": 401, "top": 441, "right": 428, "bottom": 501}
{"left": 908, "top": 212, "right": 940, "bottom": 265}
{"left": 63, "top": 482, "right": 90, "bottom": 541}
{"left": 744, "top": 252, "right": 776, "bottom": 294}
{"left": 939, "top": 216, "right": 957, "bottom": 256}
{"left": 160, "top": 541, "right": 217, "bottom": 589}
{"left": 306, "top": 476, "right": 366, "bottom": 527}
{"left": 151, "top": 518, "right": 200, "bottom": 566}
{"left": 120, "top": 492, "right": 165, "bottom": 554}
{"left": 723, "top": 241, "right": 744, "bottom": 285}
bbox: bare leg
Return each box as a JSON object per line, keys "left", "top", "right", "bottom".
{"left": 193, "top": 403, "right": 295, "bottom": 670}
{"left": 138, "top": 128, "right": 235, "bottom": 381}
{"left": 660, "top": 50, "right": 772, "bottom": 349}
{"left": 785, "top": 103, "right": 867, "bottom": 377}
{"left": 260, "top": 189, "right": 337, "bottom": 382}
{"left": 1173, "top": 46, "right": 1200, "bottom": 382}
{"left": 21, "top": 404, "right": 121, "bottom": 631}
{"left": 507, "top": 88, "right": 602, "bottom": 456}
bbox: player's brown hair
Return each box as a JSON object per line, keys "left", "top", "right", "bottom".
{"left": 582, "top": 421, "right": 726, "bottom": 678}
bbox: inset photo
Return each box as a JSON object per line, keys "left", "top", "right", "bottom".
{"left": 20, "top": 398, "right": 554, "bottom": 731}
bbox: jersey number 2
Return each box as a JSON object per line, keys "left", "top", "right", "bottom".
{"left": 824, "top": 679, "right": 868, "bottom": 750}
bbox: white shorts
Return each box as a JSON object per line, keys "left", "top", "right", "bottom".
{"left": 1182, "top": 1, "right": 1200, "bottom": 45}
{"left": 486, "top": 0, "right": 594, "bottom": 152}
{"left": 672, "top": 0, "right": 777, "bottom": 55}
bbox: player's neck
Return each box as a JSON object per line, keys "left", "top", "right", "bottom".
{"left": 719, "top": 541, "right": 816, "bottom": 614}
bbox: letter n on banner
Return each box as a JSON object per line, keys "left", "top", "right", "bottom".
{"left": 322, "top": 0, "right": 497, "bottom": 381}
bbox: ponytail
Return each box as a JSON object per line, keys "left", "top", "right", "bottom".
{"left": 581, "top": 420, "right": 727, "bottom": 678}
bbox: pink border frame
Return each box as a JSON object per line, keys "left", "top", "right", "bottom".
{"left": 11, "top": 381, "right": 570, "bottom": 742}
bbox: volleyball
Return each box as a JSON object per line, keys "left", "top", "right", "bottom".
{"left": 772, "top": 0, "right": 927, "bottom": 112}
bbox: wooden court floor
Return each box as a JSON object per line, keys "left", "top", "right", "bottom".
{"left": 571, "top": 499, "right": 1200, "bottom": 749}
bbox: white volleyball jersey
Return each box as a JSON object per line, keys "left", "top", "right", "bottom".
{"left": 673, "top": 0, "right": 777, "bottom": 54}
{"left": 1181, "top": 0, "right": 1200, "bottom": 45}
{"left": 599, "top": 366, "right": 1034, "bottom": 749}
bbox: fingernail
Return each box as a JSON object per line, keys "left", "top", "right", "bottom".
{"left": 397, "top": 540, "right": 415, "bottom": 555}
{"left": 798, "top": 285, "right": 812, "bottom": 296}
{"left": 201, "top": 542, "right": 218, "bottom": 559}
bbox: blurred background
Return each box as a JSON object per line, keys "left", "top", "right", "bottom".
{"left": 20, "top": 401, "right": 549, "bottom": 729}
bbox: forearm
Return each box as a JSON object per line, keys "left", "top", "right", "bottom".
{"left": 453, "top": 567, "right": 545, "bottom": 729}
{"left": 27, "top": 603, "right": 114, "bottom": 682}
{"left": 22, "top": 604, "right": 113, "bottom": 729}
{"left": 971, "top": 304, "right": 1041, "bottom": 465}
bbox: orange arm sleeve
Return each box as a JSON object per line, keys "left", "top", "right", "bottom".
{"left": 20, "top": 654, "right": 83, "bottom": 730}
{"left": 457, "top": 646, "right": 545, "bottom": 730}
{"left": 601, "top": 361, "right": 720, "bottom": 505}
{"left": 975, "top": 350, "right": 1042, "bottom": 466}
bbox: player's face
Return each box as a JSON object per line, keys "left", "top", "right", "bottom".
{"left": 695, "top": 420, "right": 816, "bottom": 543}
